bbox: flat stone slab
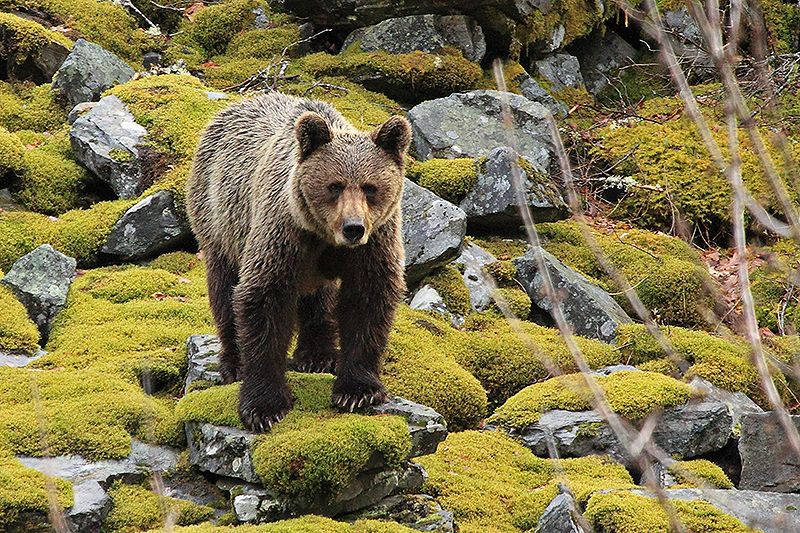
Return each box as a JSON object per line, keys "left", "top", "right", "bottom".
{"left": 739, "top": 411, "right": 800, "bottom": 492}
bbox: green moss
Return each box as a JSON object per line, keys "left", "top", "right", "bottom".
{"left": 668, "top": 459, "right": 734, "bottom": 489}
{"left": 490, "top": 370, "right": 695, "bottom": 428}
{"left": 451, "top": 316, "right": 622, "bottom": 406}
{"left": 750, "top": 240, "right": 800, "bottom": 333}
{"left": 416, "top": 431, "right": 634, "bottom": 533}
{"left": 226, "top": 25, "right": 301, "bottom": 60}
{"left": 511, "top": 0, "right": 608, "bottom": 53}
{"left": 422, "top": 266, "right": 472, "bottom": 316}
{"left": 485, "top": 260, "right": 518, "bottom": 285}
{"left": 0, "top": 12, "right": 72, "bottom": 63}
{"left": 149, "top": 252, "right": 199, "bottom": 274}
{"left": 0, "top": 451, "right": 72, "bottom": 529}
{"left": 0, "top": 126, "right": 25, "bottom": 176}
{"left": 468, "top": 237, "right": 528, "bottom": 261}
{"left": 176, "top": 374, "right": 411, "bottom": 499}
{"left": 492, "top": 288, "right": 531, "bottom": 318}
{"left": 0, "top": 0, "right": 151, "bottom": 65}
{"left": 0, "top": 81, "right": 65, "bottom": 133}
{"left": 760, "top": 0, "right": 800, "bottom": 54}
{"left": 382, "top": 307, "right": 488, "bottom": 430}
{"left": 617, "top": 323, "right": 787, "bottom": 407}
{"left": 104, "top": 481, "right": 214, "bottom": 532}
{"left": 584, "top": 491, "right": 752, "bottom": 532}
{"left": 296, "top": 49, "right": 483, "bottom": 102}
{"left": 0, "top": 282, "right": 39, "bottom": 354}
{"left": 406, "top": 158, "right": 477, "bottom": 203}
{"left": 190, "top": 0, "right": 258, "bottom": 56}
{"left": 538, "top": 220, "right": 714, "bottom": 327}
{"left": 167, "top": 516, "right": 419, "bottom": 532}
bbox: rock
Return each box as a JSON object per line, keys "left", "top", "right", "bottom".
{"left": 342, "top": 14, "right": 485, "bottom": 62}
{"left": 662, "top": 7, "right": 712, "bottom": 76}
{"left": 185, "top": 334, "right": 224, "bottom": 392}
{"left": 408, "top": 90, "right": 553, "bottom": 174}
{"left": 70, "top": 95, "right": 147, "bottom": 199}
{"left": 0, "top": 188, "right": 25, "bottom": 211}
{"left": 52, "top": 39, "right": 134, "bottom": 108}
{"left": 739, "top": 412, "right": 800, "bottom": 492}
{"left": 367, "top": 395, "right": 448, "bottom": 456}
{"left": 1, "top": 244, "right": 76, "bottom": 341}
{"left": 492, "top": 395, "right": 732, "bottom": 465}
{"left": 205, "top": 90, "right": 228, "bottom": 100}
{"left": 142, "top": 51, "right": 162, "bottom": 69}
{"left": 630, "top": 488, "right": 800, "bottom": 533}
{"left": 409, "top": 284, "right": 450, "bottom": 316}
{"left": 185, "top": 422, "right": 260, "bottom": 484}
{"left": 518, "top": 74, "right": 568, "bottom": 117}
{"left": 402, "top": 179, "right": 466, "bottom": 285}
{"left": 66, "top": 480, "right": 112, "bottom": 533}
{"left": 688, "top": 377, "right": 762, "bottom": 427}
{"left": 0, "top": 349, "right": 44, "bottom": 367}
{"left": 571, "top": 30, "right": 636, "bottom": 95}
{"left": 459, "top": 146, "right": 567, "bottom": 231}
{"left": 2, "top": 23, "right": 70, "bottom": 81}
{"left": 452, "top": 242, "right": 498, "bottom": 312}
{"left": 514, "top": 246, "right": 632, "bottom": 343}
{"left": 100, "top": 190, "right": 190, "bottom": 260}
{"left": 534, "top": 487, "right": 587, "bottom": 533}
{"left": 252, "top": 5, "right": 270, "bottom": 28}
{"left": 534, "top": 53, "right": 585, "bottom": 92}
{"left": 67, "top": 101, "right": 96, "bottom": 124}
{"left": 342, "top": 494, "right": 456, "bottom": 532}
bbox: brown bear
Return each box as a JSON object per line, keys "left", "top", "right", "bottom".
{"left": 186, "top": 92, "right": 410, "bottom": 432}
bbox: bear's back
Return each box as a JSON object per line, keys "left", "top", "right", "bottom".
{"left": 187, "top": 92, "right": 352, "bottom": 263}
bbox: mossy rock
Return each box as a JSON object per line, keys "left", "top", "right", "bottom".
{"left": 584, "top": 490, "right": 752, "bottom": 532}
{"left": 537, "top": 220, "right": 715, "bottom": 327}
{"left": 668, "top": 459, "right": 734, "bottom": 489}
{"left": 750, "top": 239, "right": 800, "bottom": 333}
{"left": 419, "top": 265, "right": 472, "bottom": 316}
{"left": 0, "top": 81, "right": 65, "bottom": 132}
{"left": 406, "top": 158, "right": 478, "bottom": 204}
{"left": 0, "top": 0, "right": 151, "bottom": 66}
{"left": 104, "top": 481, "right": 214, "bottom": 532}
{"left": 176, "top": 373, "right": 412, "bottom": 500}
{"left": 0, "top": 125, "right": 25, "bottom": 176}
{"left": 0, "top": 451, "right": 73, "bottom": 529}
{"left": 416, "top": 430, "right": 635, "bottom": 533}
{"left": 295, "top": 49, "right": 483, "bottom": 103}
{"left": 0, "top": 280, "right": 39, "bottom": 354}
{"left": 617, "top": 323, "right": 789, "bottom": 408}
{"left": 0, "top": 12, "right": 72, "bottom": 68}
{"left": 164, "top": 515, "right": 419, "bottom": 532}
{"left": 490, "top": 370, "right": 696, "bottom": 428}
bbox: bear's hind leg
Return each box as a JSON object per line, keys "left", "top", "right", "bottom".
{"left": 205, "top": 249, "right": 240, "bottom": 384}
{"left": 292, "top": 283, "right": 339, "bottom": 374}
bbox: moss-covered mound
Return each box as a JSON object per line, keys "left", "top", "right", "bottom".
{"left": 0, "top": 451, "right": 73, "bottom": 529}
{"left": 617, "top": 323, "right": 788, "bottom": 407}
{"left": 104, "top": 481, "right": 214, "bottom": 532}
{"left": 583, "top": 490, "right": 751, "bottom": 532}
{"left": 406, "top": 158, "right": 478, "bottom": 204}
{"left": 0, "top": 0, "right": 151, "bottom": 65}
{"left": 538, "top": 220, "right": 715, "bottom": 327}
{"left": 0, "top": 81, "right": 65, "bottom": 132}
{"left": 176, "top": 373, "right": 411, "bottom": 500}
{"left": 418, "top": 265, "right": 472, "bottom": 316}
{"left": 166, "top": 516, "right": 419, "bottom": 532}
{"left": 0, "top": 279, "right": 39, "bottom": 354}
{"left": 668, "top": 459, "right": 734, "bottom": 489}
{"left": 382, "top": 307, "right": 488, "bottom": 430}
{"left": 416, "top": 431, "right": 635, "bottom": 533}
{"left": 0, "top": 12, "right": 72, "bottom": 70}
{"left": 296, "top": 49, "right": 483, "bottom": 103}
{"left": 490, "top": 370, "right": 695, "bottom": 428}
{"left": 750, "top": 239, "right": 800, "bottom": 333}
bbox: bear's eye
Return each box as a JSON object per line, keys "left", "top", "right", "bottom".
{"left": 328, "top": 183, "right": 345, "bottom": 196}
{"left": 362, "top": 184, "right": 378, "bottom": 197}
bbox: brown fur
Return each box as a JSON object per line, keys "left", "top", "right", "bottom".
{"left": 186, "top": 92, "right": 410, "bottom": 431}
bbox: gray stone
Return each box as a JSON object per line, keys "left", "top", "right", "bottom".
{"left": 629, "top": 488, "right": 800, "bottom": 533}
{"left": 368, "top": 396, "right": 448, "bottom": 456}
{"left": 739, "top": 412, "right": 800, "bottom": 492}
{"left": 459, "top": 146, "right": 567, "bottom": 231}
{"left": 70, "top": 95, "right": 147, "bottom": 199}
{"left": 66, "top": 480, "right": 111, "bottom": 533}
{"left": 101, "top": 190, "right": 190, "bottom": 260}
{"left": 185, "top": 421, "right": 260, "bottom": 484}
{"left": 518, "top": 75, "right": 568, "bottom": 117}
{"left": 205, "top": 90, "right": 228, "bottom": 100}
{"left": 661, "top": 8, "right": 713, "bottom": 77}
{"left": 343, "top": 494, "right": 456, "bottom": 532}
{"left": 534, "top": 53, "right": 585, "bottom": 92}
{"left": 408, "top": 90, "right": 553, "bottom": 174}
{"left": 493, "top": 395, "right": 732, "bottom": 465}
{"left": 342, "top": 14, "right": 485, "bottom": 62}
{"left": 67, "top": 101, "right": 96, "bottom": 124}
{"left": 185, "top": 334, "right": 223, "bottom": 392}
{"left": 402, "top": 179, "right": 466, "bottom": 285}
{"left": 252, "top": 5, "right": 270, "bottom": 28}
{"left": 689, "top": 376, "right": 762, "bottom": 428}
{"left": 452, "top": 242, "right": 498, "bottom": 312}
{"left": 1, "top": 244, "right": 76, "bottom": 340}
{"left": 571, "top": 30, "right": 636, "bottom": 95}
{"left": 0, "top": 349, "right": 44, "bottom": 367}
{"left": 409, "top": 284, "right": 450, "bottom": 316}
{"left": 52, "top": 39, "right": 134, "bottom": 108}
{"left": 142, "top": 51, "right": 162, "bottom": 69}
{"left": 534, "top": 488, "right": 587, "bottom": 533}
{"left": 514, "top": 246, "right": 632, "bottom": 343}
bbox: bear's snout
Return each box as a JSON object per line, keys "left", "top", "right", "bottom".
{"left": 342, "top": 217, "right": 366, "bottom": 245}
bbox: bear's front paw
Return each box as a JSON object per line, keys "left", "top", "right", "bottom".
{"left": 291, "top": 348, "right": 338, "bottom": 374}
{"left": 332, "top": 375, "right": 387, "bottom": 412}
{"left": 238, "top": 385, "right": 293, "bottom": 433}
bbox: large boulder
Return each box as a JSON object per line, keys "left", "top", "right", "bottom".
{"left": 408, "top": 90, "right": 553, "bottom": 174}
{"left": 70, "top": 95, "right": 147, "bottom": 199}
{"left": 52, "top": 39, "right": 135, "bottom": 108}
{"left": 739, "top": 412, "right": 800, "bottom": 492}
{"left": 459, "top": 146, "right": 567, "bottom": 231}
{"left": 402, "top": 179, "right": 466, "bottom": 285}
{"left": 100, "top": 191, "right": 191, "bottom": 261}
{"left": 571, "top": 30, "right": 636, "bottom": 95}
{"left": 342, "top": 14, "right": 485, "bottom": 61}
{"left": 1, "top": 244, "right": 76, "bottom": 341}
{"left": 514, "top": 246, "right": 632, "bottom": 343}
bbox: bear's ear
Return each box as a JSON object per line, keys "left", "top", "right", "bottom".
{"left": 372, "top": 116, "right": 411, "bottom": 162}
{"left": 295, "top": 112, "right": 332, "bottom": 160}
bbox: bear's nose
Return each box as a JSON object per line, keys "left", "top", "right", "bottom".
{"left": 342, "top": 219, "right": 365, "bottom": 243}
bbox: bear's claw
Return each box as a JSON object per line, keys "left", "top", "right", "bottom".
{"left": 293, "top": 359, "right": 336, "bottom": 374}
{"left": 332, "top": 390, "right": 386, "bottom": 412}
{"left": 240, "top": 406, "right": 290, "bottom": 433}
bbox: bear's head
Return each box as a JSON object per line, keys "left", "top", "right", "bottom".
{"left": 291, "top": 112, "right": 411, "bottom": 247}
